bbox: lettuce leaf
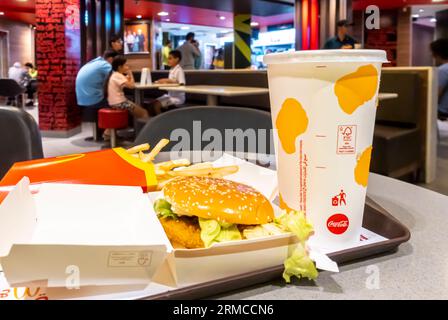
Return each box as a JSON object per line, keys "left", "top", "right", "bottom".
{"left": 199, "top": 218, "right": 221, "bottom": 247}
{"left": 215, "top": 224, "right": 242, "bottom": 242}
{"left": 275, "top": 210, "right": 314, "bottom": 243}
{"left": 199, "top": 218, "right": 242, "bottom": 247}
{"left": 153, "top": 199, "right": 178, "bottom": 219}
{"left": 283, "top": 243, "right": 319, "bottom": 283}
{"left": 275, "top": 210, "right": 318, "bottom": 282}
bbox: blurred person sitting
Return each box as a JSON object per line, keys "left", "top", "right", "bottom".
{"left": 323, "top": 20, "right": 357, "bottom": 50}
{"left": 76, "top": 50, "right": 118, "bottom": 109}
{"left": 24, "top": 62, "right": 38, "bottom": 107}
{"left": 6, "top": 62, "right": 30, "bottom": 106}
{"left": 430, "top": 38, "right": 448, "bottom": 120}
{"left": 177, "top": 32, "right": 201, "bottom": 70}
{"left": 25, "top": 62, "right": 38, "bottom": 79}
{"left": 151, "top": 50, "right": 186, "bottom": 114}
{"left": 105, "top": 56, "right": 149, "bottom": 137}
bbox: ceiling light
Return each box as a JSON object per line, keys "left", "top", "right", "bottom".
{"left": 136, "top": 15, "right": 142, "bottom": 19}
{"left": 165, "top": 18, "right": 170, "bottom": 22}
{"left": 158, "top": 11, "right": 169, "bottom": 16}
{"left": 250, "top": 21, "right": 259, "bottom": 27}
{"left": 0, "top": 12, "right": 4, "bottom": 16}
{"left": 419, "top": 9, "right": 424, "bottom": 13}
{"left": 180, "top": 26, "right": 190, "bottom": 30}
{"left": 412, "top": 14, "right": 419, "bottom": 18}
{"left": 431, "top": 18, "right": 437, "bottom": 22}
{"left": 219, "top": 15, "right": 226, "bottom": 20}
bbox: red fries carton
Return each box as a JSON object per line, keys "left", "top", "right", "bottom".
{"left": 0, "top": 148, "right": 158, "bottom": 195}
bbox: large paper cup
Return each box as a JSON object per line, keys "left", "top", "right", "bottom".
{"left": 264, "top": 50, "right": 388, "bottom": 251}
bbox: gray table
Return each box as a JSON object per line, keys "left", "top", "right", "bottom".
{"left": 133, "top": 83, "right": 179, "bottom": 106}
{"left": 158, "top": 85, "right": 270, "bottom": 106}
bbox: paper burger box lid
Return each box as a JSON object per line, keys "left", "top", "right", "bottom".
{"left": 0, "top": 148, "right": 158, "bottom": 195}
{"left": 0, "top": 178, "right": 169, "bottom": 288}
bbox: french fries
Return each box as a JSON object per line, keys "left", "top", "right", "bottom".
{"left": 126, "top": 139, "right": 239, "bottom": 191}
{"left": 155, "top": 158, "right": 191, "bottom": 171}
{"left": 126, "top": 143, "right": 150, "bottom": 154}
{"left": 142, "top": 138, "right": 169, "bottom": 162}
{"left": 167, "top": 165, "right": 239, "bottom": 177}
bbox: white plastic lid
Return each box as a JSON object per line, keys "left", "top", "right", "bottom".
{"left": 263, "top": 49, "right": 388, "bottom": 64}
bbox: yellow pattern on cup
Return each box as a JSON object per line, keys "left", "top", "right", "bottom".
{"left": 275, "top": 98, "right": 308, "bottom": 154}
{"left": 354, "top": 145, "right": 373, "bottom": 187}
{"left": 334, "top": 64, "right": 378, "bottom": 115}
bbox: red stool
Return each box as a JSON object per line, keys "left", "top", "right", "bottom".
{"left": 98, "top": 108, "right": 128, "bottom": 148}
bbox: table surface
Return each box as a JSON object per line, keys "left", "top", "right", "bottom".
{"left": 157, "top": 85, "right": 269, "bottom": 96}
{"left": 1, "top": 152, "right": 446, "bottom": 300}
{"left": 378, "top": 93, "right": 398, "bottom": 100}
{"left": 134, "top": 83, "right": 179, "bottom": 90}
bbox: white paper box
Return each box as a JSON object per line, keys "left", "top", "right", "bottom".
{"left": 0, "top": 178, "right": 170, "bottom": 288}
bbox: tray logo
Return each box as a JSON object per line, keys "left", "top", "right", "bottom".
{"left": 327, "top": 213, "right": 349, "bottom": 234}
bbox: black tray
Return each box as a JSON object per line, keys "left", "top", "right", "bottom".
{"left": 142, "top": 196, "right": 410, "bottom": 300}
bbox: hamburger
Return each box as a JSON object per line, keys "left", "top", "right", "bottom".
{"left": 153, "top": 175, "right": 276, "bottom": 249}
{"left": 153, "top": 175, "right": 319, "bottom": 282}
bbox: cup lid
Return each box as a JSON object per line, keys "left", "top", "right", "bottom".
{"left": 263, "top": 49, "right": 388, "bottom": 64}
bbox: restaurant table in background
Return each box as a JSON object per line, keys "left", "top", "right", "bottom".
{"left": 133, "top": 83, "right": 180, "bottom": 106}
{"left": 158, "top": 85, "right": 270, "bottom": 106}
{"left": 2, "top": 151, "right": 446, "bottom": 300}
{"left": 378, "top": 93, "right": 398, "bottom": 101}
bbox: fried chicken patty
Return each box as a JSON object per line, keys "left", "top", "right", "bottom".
{"left": 158, "top": 216, "right": 204, "bottom": 249}
{"left": 158, "top": 216, "right": 255, "bottom": 249}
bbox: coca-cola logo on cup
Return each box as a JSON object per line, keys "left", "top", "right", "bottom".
{"left": 327, "top": 214, "right": 349, "bottom": 234}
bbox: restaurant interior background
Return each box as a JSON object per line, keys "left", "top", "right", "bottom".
{"left": 1, "top": 0, "right": 448, "bottom": 195}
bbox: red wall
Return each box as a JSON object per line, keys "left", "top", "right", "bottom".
{"left": 35, "top": 0, "right": 81, "bottom": 132}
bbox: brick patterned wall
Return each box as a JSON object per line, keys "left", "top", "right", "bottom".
{"left": 36, "top": 0, "right": 81, "bottom": 131}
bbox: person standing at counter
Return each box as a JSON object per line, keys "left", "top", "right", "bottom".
{"left": 162, "top": 40, "right": 172, "bottom": 70}
{"left": 177, "top": 32, "right": 201, "bottom": 70}
{"left": 323, "top": 20, "right": 357, "bottom": 49}
{"left": 430, "top": 38, "right": 448, "bottom": 120}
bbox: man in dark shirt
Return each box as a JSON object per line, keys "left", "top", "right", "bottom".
{"left": 323, "top": 20, "right": 357, "bottom": 49}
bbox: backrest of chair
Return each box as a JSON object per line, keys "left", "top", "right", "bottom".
{"left": 0, "top": 79, "right": 25, "bottom": 97}
{"left": 135, "top": 106, "right": 274, "bottom": 154}
{"left": 377, "top": 72, "right": 421, "bottom": 127}
{"left": 0, "top": 107, "right": 44, "bottom": 178}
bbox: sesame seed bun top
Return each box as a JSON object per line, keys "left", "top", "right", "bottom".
{"left": 162, "top": 176, "right": 274, "bottom": 225}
